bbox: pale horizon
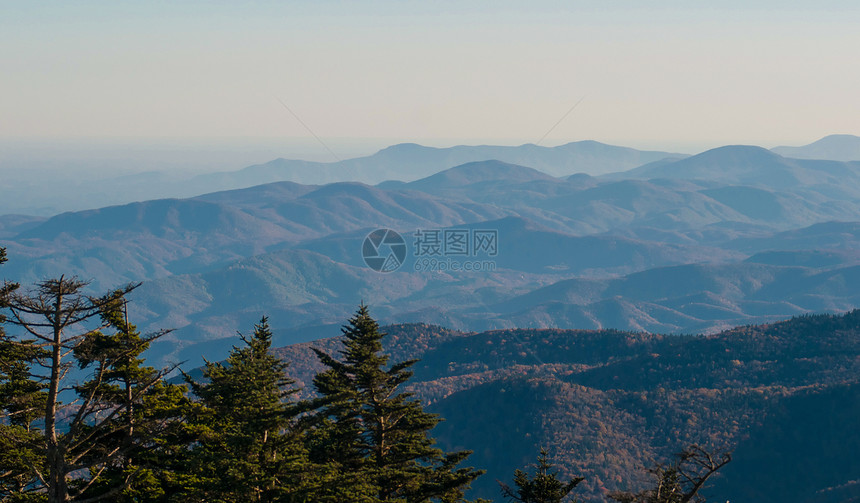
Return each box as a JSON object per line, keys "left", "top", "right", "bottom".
{"left": 0, "top": 133, "right": 850, "bottom": 175}
{"left": 2, "top": 0, "right": 859, "bottom": 166}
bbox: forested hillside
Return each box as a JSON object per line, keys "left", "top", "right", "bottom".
{"left": 6, "top": 0, "right": 860, "bottom": 498}
{"left": 275, "top": 311, "right": 860, "bottom": 501}
{"left": 5, "top": 144, "right": 860, "bottom": 372}
{"left": 4, "top": 240, "right": 860, "bottom": 501}
{"left": 4, "top": 140, "right": 860, "bottom": 501}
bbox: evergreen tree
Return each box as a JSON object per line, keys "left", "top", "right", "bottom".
{"left": 499, "top": 448, "right": 583, "bottom": 503}
{"left": 309, "top": 304, "right": 484, "bottom": 502}
{"left": 1, "top": 276, "right": 180, "bottom": 503}
{"left": 0, "top": 248, "right": 49, "bottom": 501}
{"left": 180, "top": 317, "right": 309, "bottom": 502}
{"left": 0, "top": 336, "right": 48, "bottom": 502}
{"left": 70, "top": 305, "right": 188, "bottom": 503}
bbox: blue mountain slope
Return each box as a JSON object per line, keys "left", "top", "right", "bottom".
{"left": 772, "top": 134, "right": 860, "bottom": 162}
{"left": 406, "top": 160, "right": 559, "bottom": 190}
{"left": 187, "top": 140, "right": 682, "bottom": 189}
{"left": 614, "top": 145, "right": 860, "bottom": 192}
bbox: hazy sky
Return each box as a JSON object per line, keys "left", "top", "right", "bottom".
{"left": 2, "top": 1, "right": 859, "bottom": 157}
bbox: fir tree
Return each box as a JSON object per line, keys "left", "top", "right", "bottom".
{"left": 1, "top": 275, "right": 180, "bottom": 502}
{"left": 0, "top": 248, "right": 49, "bottom": 501}
{"left": 0, "top": 335, "right": 48, "bottom": 502}
{"left": 70, "top": 305, "right": 188, "bottom": 503}
{"left": 180, "top": 317, "right": 309, "bottom": 502}
{"left": 309, "top": 304, "right": 484, "bottom": 502}
{"left": 499, "top": 448, "right": 584, "bottom": 503}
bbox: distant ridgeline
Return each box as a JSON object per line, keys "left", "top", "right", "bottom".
{"left": 276, "top": 310, "right": 860, "bottom": 501}
{"left": 5, "top": 140, "right": 860, "bottom": 373}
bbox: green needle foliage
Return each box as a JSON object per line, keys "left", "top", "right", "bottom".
{"left": 1, "top": 248, "right": 49, "bottom": 502}
{"left": 70, "top": 304, "right": 188, "bottom": 503}
{"left": 0, "top": 266, "right": 182, "bottom": 503}
{"left": 499, "top": 448, "right": 584, "bottom": 503}
{"left": 180, "top": 317, "right": 309, "bottom": 502}
{"left": 309, "top": 304, "right": 484, "bottom": 502}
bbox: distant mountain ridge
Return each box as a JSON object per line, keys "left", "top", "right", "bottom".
{"left": 4, "top": 135, "right": 860, "bottom": 501}
{"left": 772, "top": 134, "right": 860, "bottom": 161}
{"left": 7, "top": 147, "right": 860, "bottom": 368}
{"left": 188, "top": 140, "right": 682, "bottom": 190}
{"left": 614, "top": 145, "right": 860, "bottom": 191}
{"left": 0, "top": 139, "right": 681, "bottom": 216}
{"left": 6, "top": 136, "right": 860, "bottom": 216}
{"left": 406, "top": 160, "right": 558, "bottom": 189}
{"left": 5, "top": 137, "right": 860, "bottom": 368}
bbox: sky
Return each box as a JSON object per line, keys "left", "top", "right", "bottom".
{"left": 1, "top": 1, "right": 859, "bottom": 164}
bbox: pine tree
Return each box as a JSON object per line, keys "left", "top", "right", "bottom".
{"left": 0, "top": 336, "right": 48, "bottom": 501}
{"left": 70, "top": 305, "right": 188, "bottom": 503}
{"left": 0, "top": 248, "right": 49, "bottom": 501}
{"left": 499, "top": 448, "right": 584, "bottom": 503}
{"left": 0, "top": 275, "right": 180, "bottom": 502}
{"left": 180, "top": 317, "right": 309, "bottom": 502}
{"left": 309, "top": 304, "right": 484, "bottom": 502}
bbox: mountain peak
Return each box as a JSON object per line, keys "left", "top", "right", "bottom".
{"left": 772, "top": 134, "right": 860, "bottom": 162}
{"left": 407, "top": 160, "right": 557, "bottom": 189}
{"left": 374, "top": 143, "right": 437, "bottom": 155}
{"left": 693, "top": 144, "right": 781, "bottom": 160}
{"left": 611, "top": 144, "right": 844, "bottom": 190}
{"left": 300, "top": 181, "right": 377, "bottom": 199}
{"left": 817, "top": 133, "right": 860, "bottom": 141}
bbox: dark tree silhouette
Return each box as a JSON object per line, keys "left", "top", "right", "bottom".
{"left": 609, "top": 445, "right": 731, "bottom": 503}
{"left": 499, "top": 448, "right": 584, "bottom": 503}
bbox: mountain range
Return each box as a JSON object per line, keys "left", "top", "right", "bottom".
{"left": 271, "top": 310, "right": 860, "bottom": 501}
{"left": 4, "top": 134, "right": 858, "bottom": 217}
{"left": 0, "top": 140, "right": 681, "bottom": 216}
{"left": 3, "top": 137, "right": 860, "bottom": 369}
{"left": 4, "top": 134, "right": 860, "bottom": 500}
{"left": 772, "top": 133, "right": 860, "bottom": 162}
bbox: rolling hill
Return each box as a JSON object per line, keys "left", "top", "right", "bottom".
{"left": 616, "top": 145, "right": 860, "bottom": 192}
{"left": 0, "top": 140, "right": 681, "bottom": 216}
{"left": 772, "top": 134, "right": 860, "bottom": 162}
{"left": 270, "top": 310, "right": 860, "bottom": 501}
{"left": 6, "top": 143, "right": 860, "bottom": 370}
{"left": 4, "top": 137, "right": 860, "bottom": 500}
{"left": 193, "top": 140, "right": 682, "bottom": 189}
